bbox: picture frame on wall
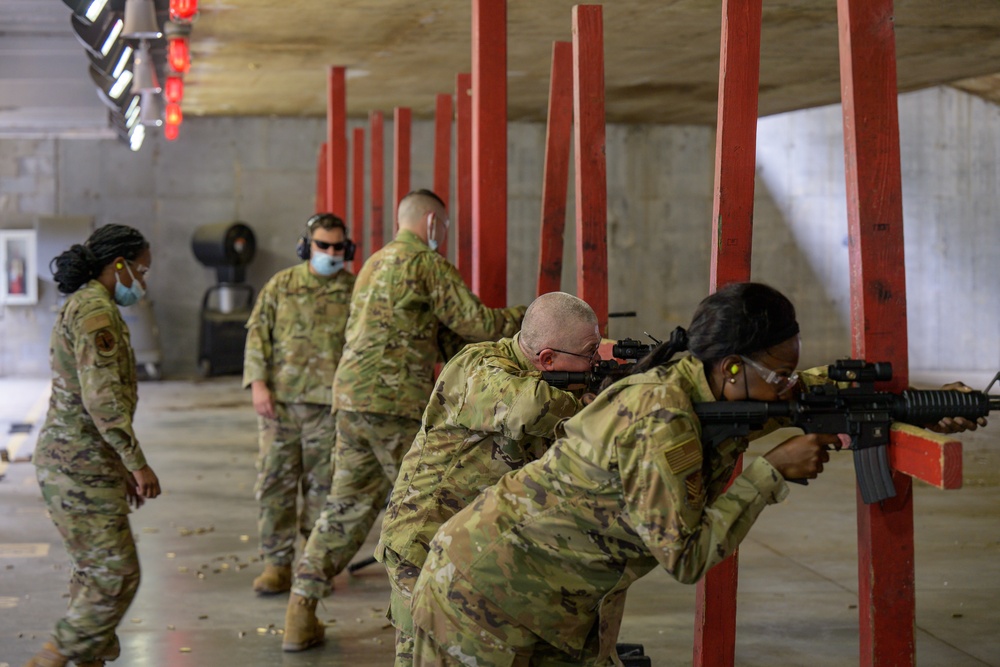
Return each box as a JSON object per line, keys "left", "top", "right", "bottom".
{"left": 1, "top": 229, "right": 38, "bottom": 306}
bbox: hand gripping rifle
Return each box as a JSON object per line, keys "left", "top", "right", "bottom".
{"left": 541, "top": 337, "right": 658, "bottom": 394}
{"left": 692, "top": 360, "right": 1000, "bottom": 504}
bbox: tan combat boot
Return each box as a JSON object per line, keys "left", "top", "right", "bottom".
{"left": 282, "top": 593, "right": 325, "bottom": 652}
{"left": 252, "top": 563, "right": 292, "bottom": 595}
{"left": 22, "top": 641, "right": 68, "bottom": 667}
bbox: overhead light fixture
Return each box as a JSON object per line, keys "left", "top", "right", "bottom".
{"left": 89, "top": 63, "right": 133, "bottom": 106}
{"left": 61, "top": 0, "right": 111, "bottom": 24}
{"left": 109, "top": 69, "right": 134, "bottom": 99}
{"left": 129, "top": 123, "right": 147, "bottom": 151}
{"left": 167, "top": 36, "right": 190, "bottom": 73}
{"left": 140, "top": 90, "right": 164, "bottom": 127}
{"left": 132, "top": 41, "right": 161, "bottom": 93}
{"left": 85, "top": 36, "right": 132, "bottom": 78}
{"left": 165, "top": 102, "right": 183, "bottom": 126}
{"left": 169, "top": 0, "right": 198, "bottom": 22}
{"left": 71, "top": 11, "right": 124, "bottom": 59}
{"left": 111, "top": 44, "right": 134, "bottom": 79}
{"left": 164, "top": 75, "right": 184, "bottom": 103}
{"left": 122, "top": 0, "right": 163, "bottom": 40}
{"left": 125, "top": 95, "right": 142, "bottom": 128}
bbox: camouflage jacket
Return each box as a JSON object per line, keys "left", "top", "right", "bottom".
{"left": 243, "top": 262, "right": 355, "bottom": 405}
{"left": 378, "top": 333, "right": 582, "bottom": 567}
{"left": 34, "top": 281, "right": 144, "bottom": 513}
{"left": 333, "top": 230, "right": 525, "bottom": 420}
{"left": 419, "top": 355, "right": 826, "bottom": 659}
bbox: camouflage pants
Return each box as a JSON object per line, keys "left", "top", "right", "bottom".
{"left": 37, "top": 468, "right": 140, "bottom": 664}
{"left": 382, "top": 546, "right": 422, "bottom": 667}
{"left": 411, "top": 550, "right": 611, "bottom": 667}
{"left": 255, "top": 402, "right": 336, "bottom": 565}
{"left": 292, "top": 410, "right": 421, "bottom": 599}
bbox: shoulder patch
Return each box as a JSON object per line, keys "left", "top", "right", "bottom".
{"left": 684, "top": 470, "right": 704, "bottom": 509}
{"left": 664, "top": 436, "right": 702, "bottom": 474}
{"left": 83, "top": 312, "right": 112, "bottom": 334}
{"left": 93, "top": 328, "right": 118, "bottom": 357}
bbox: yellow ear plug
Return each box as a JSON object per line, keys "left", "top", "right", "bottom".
{"left": 116, "top": 263, "right": 124, "bottom": 270}
{"left": 730, "top": 364, "right": 740, "bottom": 375}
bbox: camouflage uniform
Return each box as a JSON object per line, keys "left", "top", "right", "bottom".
{"left": 33, "top": 280, "right": 146, "bottom": 664}
{"left": 410, "top": 355, "right": 826, "bottom": 666}
{"left": 291, "top": 229, "right": 525, "bottom": 601}
{"left": 243, "top": 262, "right": 355, "bottom": 566}
{"left": 377, "top": 333, "right": 583, "bottom": 665}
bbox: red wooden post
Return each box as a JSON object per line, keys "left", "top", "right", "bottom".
{"left": 393, "top": 107, "right": 412, "bottom": 232}
{"left": 471, "top": 0, "right": 507, "bottom": 307}
{"left": 455, "top": 72, "right": 474, "bottom": 287}
{"left": 315, "top": 142, "right": 328, "bottom": 213}
{"left": 351, "top": 127, "right": 365, "bottom": 273}
{"left": 572, "top": 6, "right": 608, "bottom": 335}
{"left": 370, "top": 110, "right": 385, "bottom": 254}
{"left": 838, "top": 1, "right": 916, "bottom": 664}
{"left": 536, "top": 41, "right": 573, "bottom": 297}
{"left": 434, "top": 93, "right": 453, "bottom": 257}
{"left": 695, "top": 0, "right": 762, "bottom": 665}
{"left": 326, "top": 66, "right": 348, "bottom": 219}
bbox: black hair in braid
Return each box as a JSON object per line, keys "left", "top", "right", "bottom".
{"left": 50, "top": 224, "right": 149, "bottom": 295}
{"left": 628, "top": 282, "right": 799, "bottom": 376}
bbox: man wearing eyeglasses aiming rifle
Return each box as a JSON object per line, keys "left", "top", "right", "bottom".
{"left": 243, "top": 213, "right": 357, "bottom": 595}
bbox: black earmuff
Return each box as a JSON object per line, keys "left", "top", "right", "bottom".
{"left": 296, "top": 233, "right": 311, "bottom": 261}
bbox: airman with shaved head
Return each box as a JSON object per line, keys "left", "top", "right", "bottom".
{"left": 376, "top": 292, "right": 600, "bottom": 665}
{"left": 282, "top": 189, "right": 526, "bottom": 653}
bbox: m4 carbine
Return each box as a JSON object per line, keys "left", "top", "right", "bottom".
{"left": 541, "top": 337, "right": 655, "bottom": 394}
{"left": 693, "top": 360, "right": 999, "bottom": 504}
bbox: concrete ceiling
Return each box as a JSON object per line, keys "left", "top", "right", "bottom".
{"left": 3, "top": 0, "right": 1000, "bottom": 133}
{"left": 183, "top": 0, "right": 1000, "bottom": 124}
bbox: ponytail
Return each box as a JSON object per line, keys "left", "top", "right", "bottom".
{"left": 50, "top": 224, "right": 148, "bottom": 294}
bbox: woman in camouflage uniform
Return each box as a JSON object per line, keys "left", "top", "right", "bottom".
{"left": 25, "top": 224, "right": 162, "bottom": 667}
{"left": 408, "top": 282, "right": 844, "bottom": 666}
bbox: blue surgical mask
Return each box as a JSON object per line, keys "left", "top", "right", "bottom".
{"left": 310, "top": 253, "right": 343, "bottom": 276}
{"left": 113, "top": 262, "right": 145, "bottom": 307}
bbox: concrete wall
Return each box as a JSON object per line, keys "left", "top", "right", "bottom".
{"left": 1, "top": 86, "right": 997, "bottom": 378}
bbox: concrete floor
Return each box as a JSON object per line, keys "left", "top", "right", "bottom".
{"left": 1, "top": 375, "right": 998, "bottom": 667}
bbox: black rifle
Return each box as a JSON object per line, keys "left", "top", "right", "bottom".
{"left": 693, "top": 360, "right": 1000, "bottom": 504}
{"left": 542, "top": 337, "right": 657, "bottom": 393}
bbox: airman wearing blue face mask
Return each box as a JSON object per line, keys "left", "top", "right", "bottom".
{"left": 242, "top": 213, "right": 357, "bottom": 596}
{"left": 28, "top": 224, "right": 162, "bottom": 667}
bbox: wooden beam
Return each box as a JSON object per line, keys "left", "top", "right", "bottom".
{"left": 537, "top": 41, "right": 573, "bottom": 297}
{"left": 370, "top": 110, "right": 385, "bottom": 255}
{"left": 838, "top": 1, "right": 916, "bottom": 664}
{"left": 455, "top": 72, "right": 474, "bottom": 287}
{"left": 351, "top": 127, "right": 365, "bottom": 274}
{"left": 572, "top": 5, "right": 608, "bottom": 334}
{"left": 326, "top": 66, "right": 348, "bottom": 219}
{"left": 696, "top": 0, "right": 762, "bottom": 665}
{"left": 471, "top": 0, "right": 507, "bottom": 307}
{"left": 888, "top": 424, "right": 963, "bottom": 490}
{"left": 393, "top": 107, "right": 412, "bottom": 233}
{"left": 434, "top": 93, "right": 453, "bottom": 258}
{"left": 315, "top": 141, "right": 328, "bottom": 213}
